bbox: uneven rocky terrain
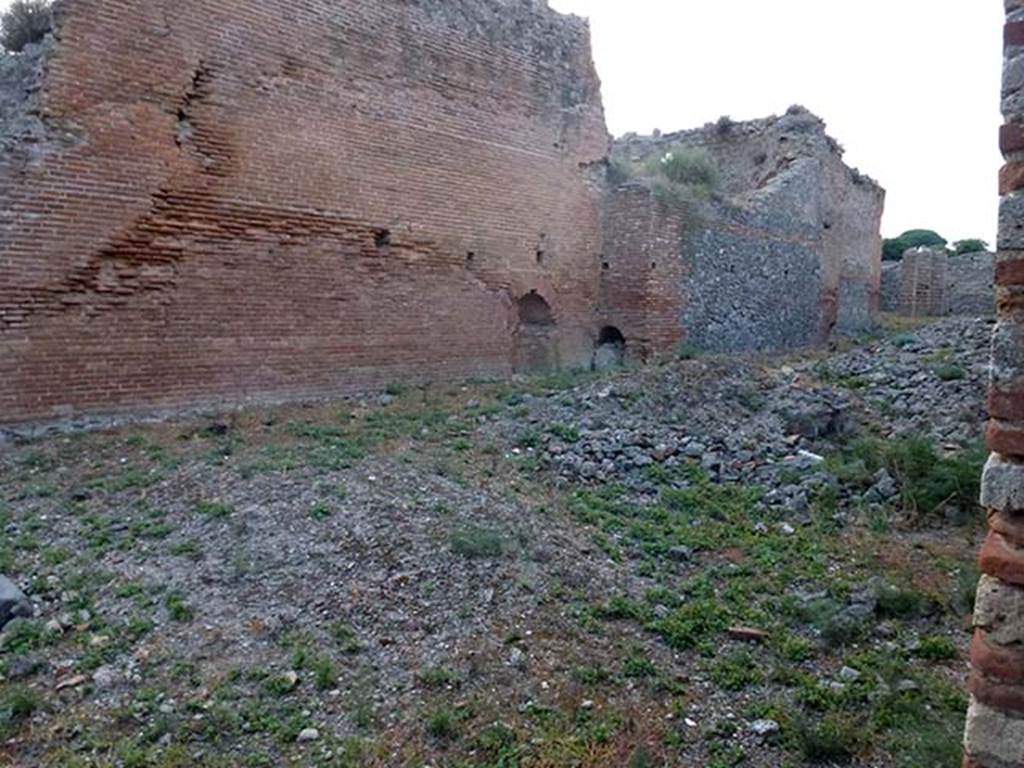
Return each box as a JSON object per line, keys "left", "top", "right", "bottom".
{"left": 0, "top": 317, "right": 993, "bottom": 767}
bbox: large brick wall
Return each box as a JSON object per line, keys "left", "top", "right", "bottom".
{"left": 0, "top": 0, "right": 608, "bottom": 425}
{"left": 608, "top": 109, "right": 885, "bottom": 355}
{"left": 963, "top": 4, "right": 1024, "bottom": 766}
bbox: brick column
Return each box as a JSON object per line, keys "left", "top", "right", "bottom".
{"left": 962, "top": 4, "right": 1024, "bottom": 766}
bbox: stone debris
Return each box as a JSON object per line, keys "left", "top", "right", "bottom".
{"left": 0, "top": 575, "right": 33, "bottom": 630}
{"left": 486, "top": 317, "right": 989, "bottom": 524}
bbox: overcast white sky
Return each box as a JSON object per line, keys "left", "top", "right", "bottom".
{"left": 3, "top": 0, "right": 1003, "bottom": 242}
{"left": 550, "top": 0, "right": 1004, "bottom": 243}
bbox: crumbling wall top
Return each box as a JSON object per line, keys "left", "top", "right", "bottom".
{"left": 613, "top": 106, "right": 882, "bottom": 202}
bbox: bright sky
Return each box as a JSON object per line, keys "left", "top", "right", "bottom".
{"left": 3, "top": 0, "right": 1003, "bottom": 242}
{"left": 550, "top": 0, "right": 1004, "bottom": 243}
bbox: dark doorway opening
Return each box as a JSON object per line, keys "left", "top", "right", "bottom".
{"left": 514, "top": 292, "right": 558, "bottom": 373}
{"left": 594, "top": 325, "right": 626, "bottom": 370}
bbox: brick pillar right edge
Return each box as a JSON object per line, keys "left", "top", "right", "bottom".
{"left": 962, "top": 4, "right": 1024, "bottom": 766}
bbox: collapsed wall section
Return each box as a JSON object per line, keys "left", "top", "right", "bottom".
{"left": 0, "top": 0, "right": 609, "bottom": 425}
{"left": 606, "top": 108, "right": 885, "bottom": 355}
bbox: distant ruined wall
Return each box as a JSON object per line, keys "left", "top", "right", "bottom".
{"left": 606, "top": 109, "right": 885, "bottom": 354}
{"left": 0, "top": 0, "right": 608, "bottom": 425}
{"left": 879, "top": 251, "right": 995, "bottom": 318}
{"left": 899, "top": 247, "right": 950, "bottom": 318}
{"left": 949, "top": 252, "right": 997, "bottom": 316}
{"left": 963, "top": 4, "right": 1024, "bottom": 766}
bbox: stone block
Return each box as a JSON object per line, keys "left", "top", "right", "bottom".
{"left": 982, "top": 455, "right": 1024, "bottom": 512}
{"left": 975, "top": 574, "right": 1024, "bottom": 646}
{"left": 1000, "top": 194, "right": 1024, "bottom": 250}
{"left": 0, "top": 575, "right": 32, "bottom": 629}
{"left": 964, "top": 699, "right": 1024, "bottom": 766}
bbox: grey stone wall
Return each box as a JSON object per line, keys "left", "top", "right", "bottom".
{"left": 948, "top": 251, "right": 996, "bottom": 316}
{"left": 681, "top": 201, "right": 824, "bottom": 354}
{"left": 880, "top": 261, "right": 902, "bottom": 312}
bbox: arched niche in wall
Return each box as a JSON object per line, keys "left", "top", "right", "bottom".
{"left": 514, "top": 291, "right": 558, "bottom": 373}
{"left": 594, "top": 325, "right": 626, "bottom": 370}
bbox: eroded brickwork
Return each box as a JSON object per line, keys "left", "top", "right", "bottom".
{"left": 899, "top": 247, "right": 950, "bottom": 318}
{"left": 607, "top": 109, "right": 885, "bottom": 354}
{"left": 0, "top": 0, "right": 608, "bottom": 424}
{"left": 964, "top": 3, "right": 1024, "bottom": 765}
{"left": 599, "top": 184, "right": 688, "bottom": 361}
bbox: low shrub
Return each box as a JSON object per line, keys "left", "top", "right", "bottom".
{"left": 646, "top": 145, "right": 719, "bottom": 202}
{"left": 794, "top": 712, "right": 867, "bottom": 763}
{"left": 827, "top": 436, "right": 985, "bottom": 521}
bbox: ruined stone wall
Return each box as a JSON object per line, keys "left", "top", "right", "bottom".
{"left": 963, "top": 4, "right": 1024, "bottom": 766}
{"left": 0, "top": 0, "right": 608, "bottom": 425}
{"left": 608, "top": 109, "right": 884, "bottom": 354}
{"left": 899, "top": 247, "right": 950, "bottom": 318}
{"left": 880, "top": 262, "right": 902, "bottom": 313}
{"left": 949, "top": 252, "right": 997, "bottom": 317}
{"left": 881, "top": 252, "right": 995, "bottom": 317}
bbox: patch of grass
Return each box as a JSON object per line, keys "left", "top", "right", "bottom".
{"left": 164, "top": 592, "right": 193, "bottom": 623}
{"left": 426, "top": 706, "right": 460, "bottom": 741}
{"left": 646, "top": 145, "right": 719, "bottom": 202}
{"left": 0, "top": 620, "right": 46, "bottom": 654}
{"left": 309, "top": 502, "right": 333, "bottom": 521}
{"left": 330, "top": 622, "right": 363, "bottom": 654}
{"left": 779, "top": 635, "right": 817, "bottom": 662}
{"left": 934, "top": 364, "right": 966, "bottom": 382}
{"left": 450, "top": 526, "right": 507, "bottom": 559}
{"left": 652, "top": 599, "right": 731, "bottom": 651}
{"left": 794, "top": 712, "right": 866, "bottom": 763}
{"left": 418, "top": 666, "right": 457, "bottom": 688}
{"left": 710, "top": 650, "right": 765, "bottom": 691}
{"left": 827, "top": 435, "right": 985, "bottom": 520}
{"left": 169, "top": 539, "right": 203, "bottom": 560}
{"left": 311, "top": 657, "right": 338, "bottom": 690}
{"left": 0, "top": 684, "right": 40, "bottom": 736}
{"left": 876, "top": 585, "right": 925, "bottom": 619}
{"left": 916, "top": 636, "right": 958, "bottom": 661}
{"left": 622, "top": 652, "right": 657, "bottom": 679}
{"left": 196, "top": 500, "right": 233, "bottom": 519}
{"left": 547, "top": 423, "right": 581, "bottom": 444}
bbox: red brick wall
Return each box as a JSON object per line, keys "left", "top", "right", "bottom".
{"left": 0, "top": 0, "right": 609, "bottom": 424}
{"left": 599, "top": 185, "right": 688, "bottom": 361}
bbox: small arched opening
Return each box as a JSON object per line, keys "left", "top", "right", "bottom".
{"left": 594, "top": 326, "right": 626, "bottom": 370}
{"left": 514, "top": 292, "right": 558, "bottom": 373}
{"left": 518, "top": 292, "right": 555, "bottom": 326}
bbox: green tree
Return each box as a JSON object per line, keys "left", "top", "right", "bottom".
{"left": 1, "top": 0, "right": 52, "bottom": 53}
{"left": 952, "top": 239, "right": 989, "bottom": 255}
{"left": 882, "top": 229, "right": 948, "bottom": 261}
